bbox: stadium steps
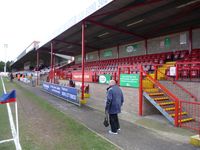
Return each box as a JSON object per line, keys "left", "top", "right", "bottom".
{"left": 170, "top": 112, "right": 187, "bottom": 117}
{"left": 142, "top": 61, "right": 195, "bottom": 126}
{"left": 157, "top": 61, "right": 176, "bottom": 80}
{"left": 143, "top": 86, "right": 194, "bottom": 126}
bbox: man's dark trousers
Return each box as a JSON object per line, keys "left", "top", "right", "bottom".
{"left": 109, "top": 114, "right": 120, "bottom": 133}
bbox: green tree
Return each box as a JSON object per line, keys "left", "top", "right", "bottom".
{"left": 0, "top": 61, "right": 5, "bottom": 72}
{"left": 0, "top": 61, "right": 13, "bottom": 72}
{"left": 6, "top": 61, "right": 13, "bottom": 72}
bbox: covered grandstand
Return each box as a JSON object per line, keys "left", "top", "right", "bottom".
{"left": 12, "top": 0, "right": 200, "bottom": 133}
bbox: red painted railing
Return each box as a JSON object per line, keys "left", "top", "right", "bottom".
{"left": 156, "top": 68, "right": 198, "bottom": 101}
{"left": 179, "top": 100, "right": 200, "bottom": 132}
{"left": 140, "top": 67, "right": 200, "bottom": 133}
{"left": 142, "top": 69, "right": 180, "bottom": 126}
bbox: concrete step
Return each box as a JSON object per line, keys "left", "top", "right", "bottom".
{"left": 164, "top": 107, "right": 176, "bottom": 111}
{"left": 144, "top": 88, "right": 159, "bottom": 93}
{"left": 178, "top": 118, "right": 194, "bottom": 123}
{"left": 170, "top": 112, "right": 187, "bottom": 117}
{"left": 154, "top": 97, "right": 169, "bottom": 101}
{"left": 166, "top": 61, "right": 176, "bottom": 65}
{"left": 158, "top": 101, "right": 175, "bottom": 106}
{"left": 149, "top": 92, "right": 164, "bottom": 96}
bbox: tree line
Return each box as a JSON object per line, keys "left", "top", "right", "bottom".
{"left": 0, "top": 61, "right": 13, "bottom": 72}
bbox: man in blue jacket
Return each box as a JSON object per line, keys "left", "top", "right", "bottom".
{"left": 105, "top": 80, "right": 124, "bottom": 134}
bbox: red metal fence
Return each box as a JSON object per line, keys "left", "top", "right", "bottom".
{"left": 140, "top": 65, "right": 200, "bottom": 134}
{"left": 179, "top": 100, "right": 200, "bottom": 133}
{"left": 155, "top": 67, "right": 198, "bottom": 102}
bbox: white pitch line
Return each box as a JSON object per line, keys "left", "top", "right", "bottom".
{"left": 0, "top": 138, "right": 14, "bottom": 144}
{"left": 1, "top": 77, "right": 22, "bottom": 150}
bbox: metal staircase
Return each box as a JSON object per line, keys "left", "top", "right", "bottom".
{"left": 142, "top": 63, "right": 195, "bottom": 126}
{"left": 143, "top": 87, "right": 193, "bottom": 125}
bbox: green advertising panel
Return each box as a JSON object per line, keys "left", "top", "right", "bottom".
{"left": 103, "top": 50, "right": 112, "bottom": 57}
{"left": 120, "top": 74, "right": 140, "bottom": 88}
{"left": 99, "top": 74, "right": 111, "bottom": 84}
{"left": 126, "top": 44, "right": 138, "bottom": 53}
{"left": 77, "top": 55, "right": 82, "bottom": 62}
{"left": 164, "top": 37, "right": 171, "bottom": 48}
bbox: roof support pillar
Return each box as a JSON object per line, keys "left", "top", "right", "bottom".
{"left": 50, "top": 42, "right": 54, "bottom": 83}
{"left": 81, "top": 21, "right": 85, "bottom": 102}
{"left": 36, "top": 50, "right": 39, "bottom": 86}
{"left": 98, "top": 49, "right": 100, "bottom": 61}
{"left": 145, "top": 39, "right": 148, "bottom": 55}
{"left": 117, "top": 44, "right": 120, "bottom": 59}
{"left": 189, "top": 28, "right": 193, "bottom": 53}
{"left": 53, "top": 52, "right": 56, "bottom": 83}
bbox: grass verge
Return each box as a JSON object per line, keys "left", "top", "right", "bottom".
{"left": 2, "top": 79, "right": 119, "bottom": 150}
{"left": 0, "top": 77, "right": 16, "bottom": 149}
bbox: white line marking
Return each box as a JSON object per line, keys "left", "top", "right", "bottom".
{"left": 1, "top": 76, "right": 22, "bottom": 150}
{"left": 0, "top": 138, "right": 14, "bottom": 144}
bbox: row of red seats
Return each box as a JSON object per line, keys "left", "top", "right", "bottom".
{"left": 64, "top": 51, "right": 186, "bottom": 72}
{"left": 60, "top": 50, "right": 200, "bottom": 81}
{"left": 178, "top": 49, "right": 200, "bottom": 62}
{"left": 176, "top": 63, "right": 200, "bottom": 79}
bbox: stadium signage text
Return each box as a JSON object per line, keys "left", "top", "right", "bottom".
{"left": 120, "top": 74, "right": 140, "bottom": 88}
{"left": 72, "top": 72, "right": 93, "bottom": 82}
{"left": 42, "top": 82, "right": 80, "bottom": 106}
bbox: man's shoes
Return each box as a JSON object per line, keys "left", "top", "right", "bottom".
{"left": 118, "top": 128, "right": 121, "bottom": 131}
{"left": 109, "top": 130, "right": 118, "bottom": 135}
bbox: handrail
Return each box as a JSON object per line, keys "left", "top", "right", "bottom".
{"left": 179, "top": 99, "right": 200, "bottom": 105}
{"left": 156, "top": 69, "right": 197, "bottom": 101}
{"left": 143, "top": 71, "right": 179, "bottom": 102}
{"left": 143, "top": 70, "right": 180, "bottom": 126}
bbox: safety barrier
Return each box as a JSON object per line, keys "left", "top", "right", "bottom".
{"left": 179, "top": 100, "right": 200, "bottom": 133}
{"left": 139, "top": 65, "right": 200, "bottom": 135}
{"left": 155, "top": 67, "right": 198, "bottom": 102}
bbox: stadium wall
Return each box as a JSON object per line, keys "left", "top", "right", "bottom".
{"left": 147, "top": 31, "right": 189, "bottom": 54}
{"left": 100, "top": 47, "right": 118, "bottom": 60}
{"left": 74, "top": 28, "right": 200, "bottom": 64}
{"left": 86, "top": 51, "right": 99, "bottom": 62}
{"left": 192, "top": 28, "right": 200, "bottom": 49}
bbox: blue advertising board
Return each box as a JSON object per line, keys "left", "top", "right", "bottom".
{"left": 42, "top": 82, "right": 80, "bottom": 106}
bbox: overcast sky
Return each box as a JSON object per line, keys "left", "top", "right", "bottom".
{"left": 0, "top": 0, "right": 94, "bottom": 62}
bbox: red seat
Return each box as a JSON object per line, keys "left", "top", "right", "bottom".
{"left": 166, "top": 53, "right": 172, "bottom": 60}
{"left": 181, "top": 65, "right": 190, "bottom": 78}
{"left": 190, "top": 64, "right": 200, "bottom": 78}
{"left": 174, "top": 51, "right": 180, "bottom": 60}
{"left": 180, "top": 50, "right": 189, "bottom": 59}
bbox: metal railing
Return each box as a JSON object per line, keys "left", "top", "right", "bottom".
{"left": 141, "top": 69, "right": 180, "bottom": 126}
{"left": 139, "top": 65, "right": 200, "bottom": 134}
{"left": 155, "top": 67, "right": 198, "bottom": 101}
{"left": 179, "top": 100, "right": 200, "bottom": 133}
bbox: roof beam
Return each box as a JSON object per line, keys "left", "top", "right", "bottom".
{"left": 86, "top": 19, "right": 146, "bottom": 39}
{"left": 89, "top": 0, "right": 163, "bottom": 18}
{"left": 53, "top": 39, "right": 98, "bottom": 50}
{"left": 147, "top": 2, "right": 200, "bottom": 37}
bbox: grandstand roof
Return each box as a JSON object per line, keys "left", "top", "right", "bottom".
{"left": 37, "top": 0, "right": 200, "bottom": 56}
{"left": 11, "top": 41, "right": 51, "bottom": 69}
{"left": 12, "top": 0, "right": 200, "bottom": 69}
